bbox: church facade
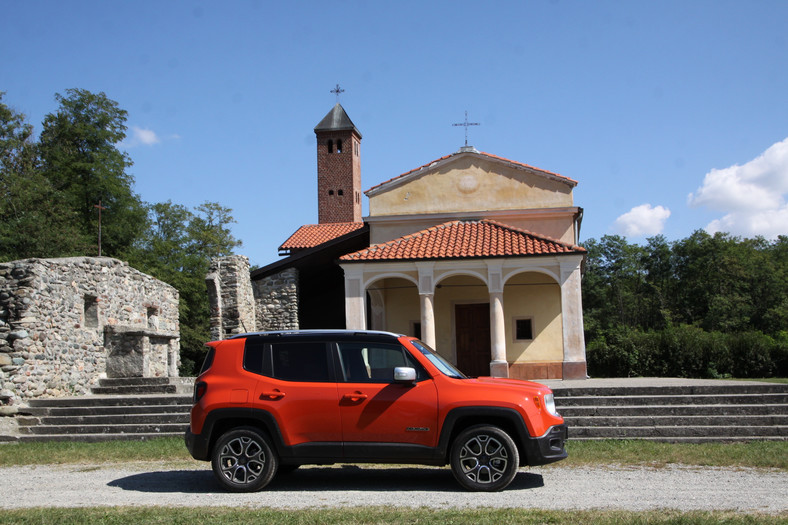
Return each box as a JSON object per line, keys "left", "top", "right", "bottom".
{"left": 207, "top": 103, "right": 587, "bottom": 380}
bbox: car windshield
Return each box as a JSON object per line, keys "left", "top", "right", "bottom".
{"left": 409, "top": 340, "right": 467, "bottom": 379}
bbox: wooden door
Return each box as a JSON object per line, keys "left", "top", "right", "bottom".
{"left": 455, "top": 303, "right": 491, "bottom": 377}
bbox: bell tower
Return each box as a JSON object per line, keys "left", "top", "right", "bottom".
{"left": 314, "top": 103, "right": 362, "bottom": 224}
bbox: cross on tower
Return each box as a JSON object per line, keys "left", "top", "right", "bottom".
{"left": 452, "top": 111, "right": 480, "bottom": 147}
{"left": 331, "top": 83, "right": 345, "bottom": 103}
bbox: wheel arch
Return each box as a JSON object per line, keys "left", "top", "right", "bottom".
{"left": 438, "top": 407, "right": 532, "bottom": 466}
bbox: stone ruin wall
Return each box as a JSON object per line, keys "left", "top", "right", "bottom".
{"left": 207, "top": 256, "right": 299, "bottom": 340}
{"left": 252, "top": 268, "right": 299, "bottom": 332}
{"left": 0, "top": 257, "right": 179, "bottom": 405}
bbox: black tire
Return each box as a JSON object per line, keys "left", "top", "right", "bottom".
{"left": 211, "top": 426, "right": 278, "bottom": 492}
{"left": 449, "top": 425, "right": 519, "bottom": 491}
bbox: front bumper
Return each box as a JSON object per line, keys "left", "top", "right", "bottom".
{"left": 521, "top": 423, "right": 568, "bottom": 466}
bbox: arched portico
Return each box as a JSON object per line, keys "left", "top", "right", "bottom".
{"left": 340, "top": 251, "right": 586, "bottom": 379}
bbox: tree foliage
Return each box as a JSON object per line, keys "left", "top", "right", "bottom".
{"left": 583, "top": 232, "right": 788, "bottom": 378}
{"left": 0, "top": 92, "right": 86, "bottom": 259}
{"left": 38, "top": 89, "right": 147, "bottom": 256}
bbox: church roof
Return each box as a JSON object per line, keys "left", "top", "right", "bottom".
{"left": 365, "top": 150, "right": 577, "bottom": 196}
{"left": 314, "top": 103, "right": 362, "bottom": 137}
{"left": 339, "top": 219, "right": 586, "bottom": 262}
{"left": 279, "top": 222, "right": 366, "bottom": 253}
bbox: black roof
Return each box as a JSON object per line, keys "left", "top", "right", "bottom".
{"left": 314, "top": 103, "right": 362, "bottom": 137}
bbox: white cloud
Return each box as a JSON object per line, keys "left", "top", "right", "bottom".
{"left": 613, "top": 204, "right": 671, "bottom": 237}
{"left": 131, "top": 126, "right": 160, "bottom": 146}
{"left": 688, "top": 137, "right": 788, "bottom": 238}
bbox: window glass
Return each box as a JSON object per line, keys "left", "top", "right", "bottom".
{"left": 271, "top": 342, "right": 331, "bottom": 382}
{"left": 337, "top": 342, "right": 424, "bottom": 383}
{"left": 410, "top": 339, "right": 466, "bottom": 379}
{"left": 243, "top": 339, "right": 265, "bottom": 375}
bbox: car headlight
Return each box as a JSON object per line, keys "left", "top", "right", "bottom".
{"left": 543, "top": 393, "right": 559, "bottom": 417}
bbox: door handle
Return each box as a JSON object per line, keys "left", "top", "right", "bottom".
{"left": 260, "top": 390, "right": 286, "bottom": 400}
{"left": 342, "top": 392, "right": 368, "bottom": 401}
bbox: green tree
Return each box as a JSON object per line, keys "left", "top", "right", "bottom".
{"left": 38, "top": 89, "right": 147, "bottom": 256}
{"left": 0, "top": 92, "right": 85, "bottom": 260}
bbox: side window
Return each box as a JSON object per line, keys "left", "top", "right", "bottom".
{"left": 271, "top": 342, "right": 331, "bottom": 382}
{"left": 337, "top": 342, "right": 425, "bottom": 383}
{"left": 243, "top": 339, "right": 266, "bottom": 375}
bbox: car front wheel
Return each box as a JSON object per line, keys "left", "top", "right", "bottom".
{"left": 211, "top": 426, "right": 278, "bottom": 492}
{"left": 449, "top": 425, "right": 519, "bottom": 491}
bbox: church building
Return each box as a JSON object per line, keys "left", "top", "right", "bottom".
{"left": 207, "top": 102, "right": 587, "bottom": 380}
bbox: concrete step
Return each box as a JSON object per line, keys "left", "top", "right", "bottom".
{"left": 26, "top": 394, "right": 192, "bottom": 408}
{"left": 564, "top": 414, "right": 788, "bottom": 428}
{"left": 14, "top": 432, "right": 185, "bottom": 443}
{"left": 560, "top": 404, "right": 788, "bottom": 417}
{"left": 570, "top": 425, "right": 788, "bottom": 440}
{"left": 24, "top": 404, "right": 191, "bottom": 418}
{"left": 18, "top": 413, "right": 190, "bottom": 427}
{"left": 555, "top": 393, "right": 788, "bottom": 407}
{"left": 17, "top": 422, "right": 188, "bottom": 436}
{"left": 90, "top": 385, "right": 177, "bottom": 395}
{"left": 553, "top": 384, "right": 788, "bottom": 397}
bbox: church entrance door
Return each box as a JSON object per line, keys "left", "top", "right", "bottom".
{"left": 455, "top": 303, "right": 491, "bottom": 377}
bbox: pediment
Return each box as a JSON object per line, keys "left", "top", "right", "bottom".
{"left": 366, "top": 150, "right": 576, "bottom": 217}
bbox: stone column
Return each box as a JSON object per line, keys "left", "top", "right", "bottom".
{"left": 343, "top": 266, "right": 366, "bottom": 330}
{"left": 560, "top": 255, "right": 587, "bottom": 379}
{"left": 486, "top": 262, "right": 509, "bottom": 378}
{"left": 416, "top": 263, "right": 436, "bottom": 348}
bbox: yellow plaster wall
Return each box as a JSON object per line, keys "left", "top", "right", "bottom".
{"left": 368, "top": 155, "right": 574, "bottom": 217}
{"left": 504, "top": 272, "right": 563, "bottom": 363}
{"left": 369, "top": 214, "right": 577, "bottom": 246}
{"left": 378, "top": 278, "right": 420, "bottom": 337}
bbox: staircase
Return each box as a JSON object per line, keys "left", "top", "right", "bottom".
{"left": 4, "top": 378, "right": 193, "bottom": 443}
{"left": 2, "top": 379, "right": 787, "bottom": 443}
{"left": 552, "top": 382, "right": 788, "bottom": 442}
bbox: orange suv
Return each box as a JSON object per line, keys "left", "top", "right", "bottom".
{"left": 185, "top": 330, "right": 567, "bottom": 492}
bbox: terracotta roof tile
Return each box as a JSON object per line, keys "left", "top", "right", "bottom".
{"left": 339, "top": 220, "right": 586, "bottom": 262}
{"left": 365, "top": 151, "right": 576, "bottom": 195}
{"left": 279, "top": 222, "right": 365, "bottom": 251}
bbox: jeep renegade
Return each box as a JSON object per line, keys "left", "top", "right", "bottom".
{"left": 185, "top": 330, "right": 567, "bottom": 492}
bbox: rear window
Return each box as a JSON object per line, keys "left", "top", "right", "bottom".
{"left": 199, "top": 347, "right": 215, "bottom": 376}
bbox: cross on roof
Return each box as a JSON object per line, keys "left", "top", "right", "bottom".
{"left": 452, "top": 111, "right": 480, "bottom": 147}
{"left": 331, "top": 83, "right": 345, "bottom": 103}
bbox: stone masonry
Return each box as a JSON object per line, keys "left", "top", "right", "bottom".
{"left": 0, "top": 257, "right": 179, "bottom": 405}
{"left": 206, "top": 256, "right": 298, "bottom": 340}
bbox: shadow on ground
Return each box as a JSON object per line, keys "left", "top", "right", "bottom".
{"left": 108, "top": 466, "right": 545, "bottom": 494}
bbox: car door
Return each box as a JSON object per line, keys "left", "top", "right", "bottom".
{"left": 335, "top": 341, "right": 438, "bottom": 449}
{"left": 251, "top": 340, "right": 342, "bottom": 447}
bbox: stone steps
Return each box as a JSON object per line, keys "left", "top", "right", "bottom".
{"left": 2, "top": 379, "right": 787, "bottom": 444}
{"left": 553, "top": 382, "right": 788, "bottom": 442}
{"left": 0, "top": 377, "right": 194, "bottom": 442}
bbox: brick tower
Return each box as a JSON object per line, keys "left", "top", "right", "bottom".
{"left": 314, "top": 103, "right": 362, "bottom": 224}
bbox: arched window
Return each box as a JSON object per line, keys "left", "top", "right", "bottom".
{"left": 336, "top": 139, "right": 343, "bottom": 153}
{"left": 327, "top": 139, "right": 333, "bottom": 153}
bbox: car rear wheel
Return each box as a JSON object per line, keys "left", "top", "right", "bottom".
{"left": 449, "top": 425, "right": 519, "bottom": 491}
{"left": 211, "top": 426, "right": 278, "bottom": 492}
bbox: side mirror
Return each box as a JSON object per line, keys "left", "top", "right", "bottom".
{"left": 393, "top": 367, "right": 416, "bottom": 384}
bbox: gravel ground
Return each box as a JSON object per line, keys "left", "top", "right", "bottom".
{"left": 1, "top": 463, "right": 786, "bottom": 513}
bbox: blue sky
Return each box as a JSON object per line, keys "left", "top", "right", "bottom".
{"left": 3, "top": 0, "right": 787, "bottom": 267}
